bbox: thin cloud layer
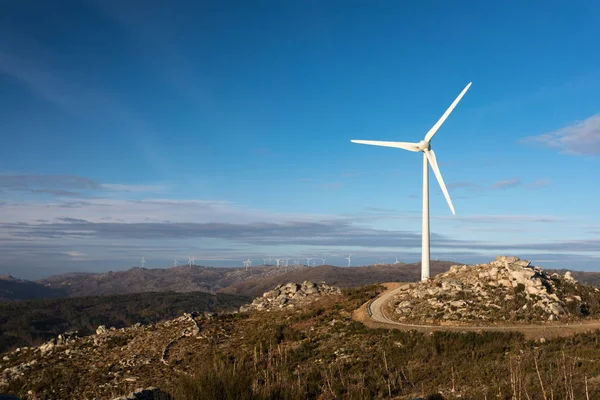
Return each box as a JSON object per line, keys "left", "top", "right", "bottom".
{"left": 491, "top": 179, "right": 521, "bottom": 189}
{"left": 523, "top": 114, "right": 600, "bottom": 155}
{"left": 0, "top": 174, "right": 164, "bottom": 197}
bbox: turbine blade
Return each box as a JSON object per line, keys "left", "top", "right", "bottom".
{"left": 351, "top": 140, "right": 419, "bottom": 152}
{"left": 425, "top": 149, "right": 455, "bottom": 215}
{"left": 424, "top": 82, "right": 472, "bottom": 143}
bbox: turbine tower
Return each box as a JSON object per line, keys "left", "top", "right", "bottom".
{"left": 306, "top": 257, "right": 312, "bottom": 267}
{"left": 394, "top": 256, "right": 401, "bottom": 265}
{"left": 188, "top": 256, "right": 196, "bottom": 267}
{"left": 351, "top": 82, "right": 471, "bottom": 281}
{"left": 321, "top": 258, "right": 326, "bottom": 265}
{"left": 346, "top": 254, "right": 351, "bottom": 267}
{"left": 173, "top": 259, "right": 178, "bottom": 267}
{"left": 140, "top": 257, "right": 146, "bottom": 268}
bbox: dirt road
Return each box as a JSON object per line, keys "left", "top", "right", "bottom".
{"left": 354, "top": 283, "right": 600, "bottom": 339}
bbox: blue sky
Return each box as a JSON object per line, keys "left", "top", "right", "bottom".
{"left": 1, "top": 1, "right": 599, "bottom": 279}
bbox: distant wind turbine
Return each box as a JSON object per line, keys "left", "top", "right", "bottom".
{"left": 306, "top": 257, "right": 312, "bottom": 267}
{"left": 351, "top": 82, "right": 471, "bottom": 281}
{"left": 188, "top": 256, "right": 196, "bottom": 267}
{"left": 394, "top": 256, "right": 401, "bottom": 265}
{"left": 140, "top": 257, "right": 146, "bottom": 268}
{"left": 173, "top": 259, "right": 178, "bottom": 267}
{"left": 345, "top": 254, "right": 352, "bottom": 267}
{"left": 321, "top": 258, "right": 326, "bottom": 265}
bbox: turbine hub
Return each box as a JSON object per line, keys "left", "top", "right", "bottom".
{"left": 418, "top": 140, "right": 430, "bottom": 151}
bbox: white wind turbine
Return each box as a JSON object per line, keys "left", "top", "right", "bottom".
{"left": 394, "top": 256, "right": 401, "bottom": 265}
{"left": 173, "top": 259, "right": 178, "bottom": 267}
{"left": 351, "top": 82, "right": 471, "bottom": 281}
{"left": 306, "top": 257, "right": 312, "bottom": 267}
{"left": 345, "top": 254, "right": 351, "bottom": 267}
{"left": 188, "top": 256, "right": 196, "bottom": 267}
{"left": 275, "top": 258, "right": 281, "bottom": 267}
{"left": 140, "top": 257, "right": 146, "bottom": 268}
{"left": 321, "top": 258, "right": 326, "bottom": 265}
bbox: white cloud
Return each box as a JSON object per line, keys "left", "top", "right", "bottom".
{"left": 522, "top": 114, "right": 600, "bottom": 155}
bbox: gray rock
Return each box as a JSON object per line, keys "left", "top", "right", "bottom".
{"left": 96, "top": 325, "right": 107, "bottom": 335}
{"left": 496, "top": 255, "right": 520, "bottom": 263}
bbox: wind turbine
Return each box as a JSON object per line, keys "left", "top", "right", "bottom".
{"left": 140, "top": 257, "right": 146, "bottom": 268}
{"left": 188, "top": 256, "right": 196, "bottom": 267}
{"left": 346, "top": 254, "right": 351, "bottom": 267}
{"left": 306, "top": 257, "right": 312, "bottom": 267}
{"left": 173, "top": 259, "right": 178, "bottom": 267}
{"left": 394, "top": 256, "right": 401, "bottom": 265}
{"left": 351, "top": 82, "right": 471, "bottom": 281}
{"left": 275, "top": 258, "right": 281, "bottom": 267}
{"left": 321, "top": 258, "right": 326, "bottom": 265}
{"left": 263, "top": 258, "right": 268, "bottom": 266}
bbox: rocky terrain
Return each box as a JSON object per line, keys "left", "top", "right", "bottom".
{"left": 2, "top": 281, "right": 600, "bottom": 399}
{"left": 388, "top": 256, "right": 600, "bottom": 324}
{"left": 240, "top": 281, "right": 342, "bottom": 312}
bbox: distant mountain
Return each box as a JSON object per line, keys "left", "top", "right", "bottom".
{"left": 3, "top": 261, "right": 597, "bottom": 302}
{"left": 37, "top": 264, "right": 309, "bottom": 298}
{"left": 0, "top": 275, "right": 68, "bottom": 301}
{"left": 36, "top": 262, "right": 458, "bottom": 299}
{"left": 218, "top": 261, "right": 457, "bottom": 298}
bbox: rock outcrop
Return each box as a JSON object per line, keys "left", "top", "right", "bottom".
{"left": 240, "top": 281, "right": 342, "bottom": 312}
{"left": 389, "top": 256, "right": 600, "bottom": 324}
{"left": 112, "top": 386, "right": 172, "bottom": 400}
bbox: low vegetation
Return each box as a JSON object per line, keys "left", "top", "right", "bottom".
{"left": 2, "top": 284, "right": 600, "bottom": 399}
{"left": 0, "top": 291, "right": 248, "bottom": 353}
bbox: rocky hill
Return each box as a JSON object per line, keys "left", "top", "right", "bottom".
{"left": 388, "top": 256, "right": 600, "bottom": 325}
{"left": 240, "top": 281, "right": 342, "bottom": 312}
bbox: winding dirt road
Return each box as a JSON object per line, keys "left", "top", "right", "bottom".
{"left": 354, "top": 283, "right": 600, "bottom": 339}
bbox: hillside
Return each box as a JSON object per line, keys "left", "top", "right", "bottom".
{"left": 0, "top": 291, "right": 248, "bottom": 354}
{"left": 0, "top": 275, "right": 68, "bottom": 301}
{"left": 219, "top": 261, "right": 456, "bottom": 298}
{"left": 2, "top": 284, "right": 600, "bottom": 399}
{"left": 2, "top": 261, "right": 597, "bottom": 302}
{"left": 34, "top": 261, "right": 454, "bottom": 299}
{"left": 37, "top": 265, "right": 310, "bottom": 298}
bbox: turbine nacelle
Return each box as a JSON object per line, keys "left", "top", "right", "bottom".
{"left": 417, "top": 140, "right": 430, "bottom": 152}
